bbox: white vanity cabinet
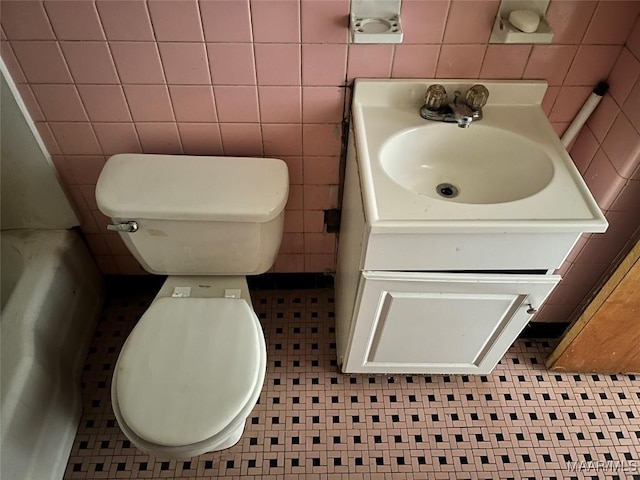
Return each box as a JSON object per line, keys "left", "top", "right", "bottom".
{"left": 335, "top": 130, "right": 560, "bottom": 374}
{"left": 335, "top": 80, "right": 608, "bottom": 375}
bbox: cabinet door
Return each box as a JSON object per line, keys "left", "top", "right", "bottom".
{"left": 341, "top": 272, "right": 559, "bottom": 374}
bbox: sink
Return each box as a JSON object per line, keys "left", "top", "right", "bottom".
{"left": 380, "top": 123, "right": 554, "bottom": 204}
{"left": 351, "top": 79, "right": 608, "bottom": 234}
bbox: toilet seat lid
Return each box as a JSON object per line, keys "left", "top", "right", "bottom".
{"left": 114, "top": 297, "right": 265, "bottom": 447}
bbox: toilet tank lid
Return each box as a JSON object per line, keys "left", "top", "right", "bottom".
{"left": 96, "top": 154, "right": 289, "bottom": 222}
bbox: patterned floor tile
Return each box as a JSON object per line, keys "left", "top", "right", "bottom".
{"left": 64, "top": 286, "right": 640, "bottom": 480}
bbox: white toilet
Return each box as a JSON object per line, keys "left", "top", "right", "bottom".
{"left": 95, "top": 153, "right": 289, "bottom": 458}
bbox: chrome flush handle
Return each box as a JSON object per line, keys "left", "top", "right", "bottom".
{"left": 107, "top": 221, "right": 138, "bottom": 233}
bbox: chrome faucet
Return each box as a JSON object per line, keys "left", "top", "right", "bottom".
{"left": 420, "top": 84, "right": 488, "bottom": 128}
{"left": 448, "top": 90, "right": 477, "bottom": 128}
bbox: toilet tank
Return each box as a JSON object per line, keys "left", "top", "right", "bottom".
{"left": 95, "top": 154, "right": 289, "bottom": 275}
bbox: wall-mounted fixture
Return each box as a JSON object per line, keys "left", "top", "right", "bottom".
{"left": 490, "top": 0, "right": 554, "bottom": 44}
{"left": 350, "top": 0, "right": 403, "bottom": 44}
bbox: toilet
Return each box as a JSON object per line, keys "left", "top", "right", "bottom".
{"left": 95, "top": 153, "right": 289, "bottom": 458}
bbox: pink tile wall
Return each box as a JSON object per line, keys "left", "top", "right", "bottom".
{"left": 539, "top": 14, "right": 640, "bottom": 323}
{"left": 1, "top": 0, "right": 638, "bottom": 285}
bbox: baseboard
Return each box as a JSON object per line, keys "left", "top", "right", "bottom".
{"left": 248, "top": 273, "right": 335, "bottom": 290}
{"left": 519, "top": 322, "right": 570, "bottom": 339}
{"left": 104, "top": 275, "right": 166, "bottom": 296}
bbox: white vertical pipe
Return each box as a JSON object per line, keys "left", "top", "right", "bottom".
{"left": 561, "top": 82, "right": 609, "bottom": 149}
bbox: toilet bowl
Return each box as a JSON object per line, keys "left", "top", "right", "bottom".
{"left": 95, "top": 155, "right": 289, "bottom": 458}
{"left": 111, "top": 279, "right": 266, "bottom": 458}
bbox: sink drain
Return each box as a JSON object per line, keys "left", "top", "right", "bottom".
{"left": 436, "top": 183, "right": 459, "bottom": 199}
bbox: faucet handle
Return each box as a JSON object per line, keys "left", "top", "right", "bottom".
{"left": 465, "top": 84, "right": 489, "bottom": 111}
{"left": 424, "top": 84, "right": 447, "bottom": 111}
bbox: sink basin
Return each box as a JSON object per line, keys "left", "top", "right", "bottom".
{"left": 351, "top": 79, "right": 607, "bottom": 234}
{"left": 380, "top": 124, "right": 554, "bottom": 204}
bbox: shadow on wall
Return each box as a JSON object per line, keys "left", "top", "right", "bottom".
{"left": 0, "top": 60, "right": 78, "bottom": 230}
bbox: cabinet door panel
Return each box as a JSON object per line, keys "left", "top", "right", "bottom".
{"left": 341, "top": 272, "right": 559, "bottom": 374}
{"left": 368, "top": 291, "right": 523, "bottom": 366}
